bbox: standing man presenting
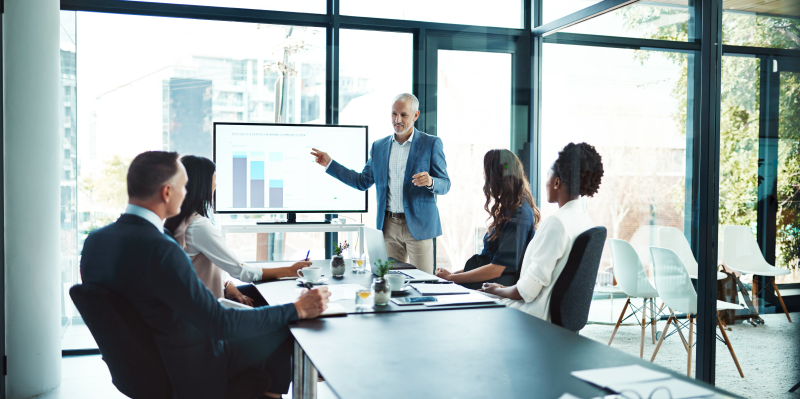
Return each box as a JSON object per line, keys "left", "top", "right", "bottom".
{"left": 310, "top": 93, "right": 450, "bottom": 274}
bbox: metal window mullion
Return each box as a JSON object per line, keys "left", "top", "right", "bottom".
{"left": 324, "top": 0, "right": 340, "bottom": 258}
{"left": 531, "top": 0, "right": 640, "bottom": 36}
{"left": 527, "top": 0, "right": 542, "bottom": 207}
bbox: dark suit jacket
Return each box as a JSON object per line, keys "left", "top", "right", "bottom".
{"left": 326, "top": 128, "right": 451, "bottom": 240}
{"left": 80, "top": 214, "right": 298, "bottom": 399}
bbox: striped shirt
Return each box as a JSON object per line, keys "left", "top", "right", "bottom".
{"left": 387, "top": 131, "right": 415, "bottom": 213}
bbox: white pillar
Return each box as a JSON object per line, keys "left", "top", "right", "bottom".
{"left": 4, "top": 0, "right": 62, "bottom": 397}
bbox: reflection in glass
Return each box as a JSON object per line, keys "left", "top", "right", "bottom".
{"left": 338, "top": 29, "right": 413, "bottom": 242}
{"left": 722, "top": 10, "right": 800, "bottom": 49}
{"left": 777, "top": 70, "right": 800, "bottom": 283}
{"left": 561, "top": 1, "right": 689, "bottom": 42}
{"left": 435, "top": 50, "right": 512, "bottom": 271}
{"left": 342, "top": 0, "right": 522, "bottom": 28}
{"left": 543, "top": 0, "right": 601, "bottom": 24}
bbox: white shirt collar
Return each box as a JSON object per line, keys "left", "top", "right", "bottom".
{"left": 125, "top": 204, "right": 164, "bottom": 233}
{"left": 391, "top": 128, "right": 414, "bottom": 144}
{"left": 560, "top": 198, "right": 585, "bottom": 212}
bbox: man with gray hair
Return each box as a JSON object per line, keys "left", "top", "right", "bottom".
{"left": 311, "top": 93, "right": 450, "bottom": 273}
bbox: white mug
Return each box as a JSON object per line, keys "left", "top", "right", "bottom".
{"left": 297, "top": 267, "right": 323, "bottom": 283}
{"left": 385, "top": 273, "right": 410, "bottom": 291}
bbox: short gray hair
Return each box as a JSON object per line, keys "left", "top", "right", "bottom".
{"left": 392, "top": 93, "right": 419, "bottom": 112}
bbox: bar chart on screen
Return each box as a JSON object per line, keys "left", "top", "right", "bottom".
{"left": 215, "top": 123, "right": 367, "bottom": 213}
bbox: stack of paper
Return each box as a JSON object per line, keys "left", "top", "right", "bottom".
{"left": 572, "top": 365, "right": 715, "bottom": 399}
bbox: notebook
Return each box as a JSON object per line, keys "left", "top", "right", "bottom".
{"left": 411, "top": 283, "right": 471, "bottom": 296}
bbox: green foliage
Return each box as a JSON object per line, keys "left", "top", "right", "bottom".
{"left": 372, "top": 259, "right": 395, "bottom": 278}
{"left": 333, "top": 240, "right": 349, "bottom": 256}
{"left": 623, "top": 8, "right": 800, "bottom": 270}
{"left": 80, "top": 155, "right": 131, "bottom": 209}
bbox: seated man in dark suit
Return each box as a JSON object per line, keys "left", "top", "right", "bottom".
{"left": 80, "top": 151, "right": 330, "bottom": 399}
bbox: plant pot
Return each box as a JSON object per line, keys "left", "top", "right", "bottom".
{"left": 330, "top": 255, "right": 346, "bottom": 278}
{"left": 372, "top": 277, "right": 391, "bottom": 306}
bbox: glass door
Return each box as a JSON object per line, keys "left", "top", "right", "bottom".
{"left": 423, "top": 33, "right": 525, "bottom": 271}
{"left": 775, "top": 58, "right": 800, "bottom": 287}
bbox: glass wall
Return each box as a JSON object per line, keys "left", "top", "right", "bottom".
{"left": 119, "top": 0, "right": 326, "bottom": 13}
{"left": 560, "top": 1, "right": 690, "bottom": 41}
{"left": 338, "top": 29, "right": 413, "bottom": 253}
{"left": 777, "top": 66, "right": 800, "bottom": 284}
{"left": 434, "top": 50, "right": 512, "bottom": 271}
{"left": 341, "top": 0, "right": 522, "bottom": 28}
{"left": 722, "top": 12, "right": 800, "bottom": 49}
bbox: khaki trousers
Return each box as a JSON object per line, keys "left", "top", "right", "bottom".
{"left": 382, "top": 216, "right": 434, "bottom": 274}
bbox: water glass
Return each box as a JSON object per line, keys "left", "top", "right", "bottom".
{"left": 353, "top": 253, "right": 367, "bottom": 273}
{"left": 355, "top": 286, "right": 374, "bottom": 311}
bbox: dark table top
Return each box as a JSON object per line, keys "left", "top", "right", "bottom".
{"left": 290, "top": 307, "right": 738, "bottom": 399}
{"left": 254, "top": 260, "right": 503, "bottom": 314}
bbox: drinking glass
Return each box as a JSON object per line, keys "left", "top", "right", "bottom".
{"left": 355, "top": 286, "right": 374, "bottom": 311}
{"left": 353, "top": 253, "right": 367, "bottom": 273}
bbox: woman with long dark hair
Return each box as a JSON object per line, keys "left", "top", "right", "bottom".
{"left": 482, "top": 142, "right": 604, "bottom": 321}
{"left": 165, "top": 155, "right": 309, "bottom": 305}
{"left": 434, "top": 149, "right": 540, "bottom": 289}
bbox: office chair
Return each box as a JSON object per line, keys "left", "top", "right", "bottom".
{"left": 550, "top": 226, "right": 607, "bottom": 332}
{"left": 70, "top": 284, "right": 272, "bottom": 399}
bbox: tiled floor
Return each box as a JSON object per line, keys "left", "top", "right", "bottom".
{"left": 61, "top": 324, "right": 97, "bottom": 351}
{"left": 38, "top": 355, "right": 337, "bottom": 399}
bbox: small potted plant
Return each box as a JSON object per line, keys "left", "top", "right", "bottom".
{"left": 371, "top": 259, "right": 395, "bottom": 306}
{"left": 330, "top": 241, "right": 349, "bottom": 278}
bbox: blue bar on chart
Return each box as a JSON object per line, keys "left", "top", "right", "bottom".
{"left": 232, "top": 151, "right": 247, "bottom": 208}
{"left": 269, "top": 152, "right": 284, "bottom": 208}
{"left": 250, "top": 152, "right": 265, "bottom": 208}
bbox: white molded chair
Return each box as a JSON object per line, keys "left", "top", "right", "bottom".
{"left": 658, "top": 227, "right": 727, "bottom": 281}
{"left": 649, "top": 247, "right": 744, "bottom": 378}
{"left": 723, "top": 225, "right": 792, "bottom": 322}
{"left": 607, "top": 239, "right": 662, "bottom": 358}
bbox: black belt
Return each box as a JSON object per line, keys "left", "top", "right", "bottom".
{"left": 386, "top": 211, "right": 405, "bottom": 219}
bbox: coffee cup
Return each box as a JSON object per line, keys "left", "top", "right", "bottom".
{"left": 385, "top": 273, "right": 410, "bottom": 291}
{"left": 297, "top": 267, "right": 323, "bottom": 283}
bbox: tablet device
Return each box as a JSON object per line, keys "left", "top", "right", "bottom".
{"left": 391, "top": 296, "right": 438, "bottom": 306}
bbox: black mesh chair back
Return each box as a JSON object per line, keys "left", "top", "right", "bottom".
{"left": 549, "top": 226, "right": 607, "bottom": 332}
{"left": 70, "top": 284, "right": 272, "bottom": 399}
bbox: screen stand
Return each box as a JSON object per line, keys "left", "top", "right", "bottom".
{"left": 257, "top": 212, "right": 331, "bottom": 225}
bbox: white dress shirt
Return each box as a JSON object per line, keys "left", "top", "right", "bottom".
{"left": 502, "top": 199, "right": 595, "bottom": 321}
{"left": 183, "top": 216, "right": 263, "bottom": 282}
{"left": 125, "top": 204, "right": 164, "bottom": 233}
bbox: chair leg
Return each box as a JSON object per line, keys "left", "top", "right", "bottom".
{"left": 753, "top": 277, "right": 759, "bottom": 310}
{"left": 649, "top": 299, "right": 656, "bottom": 344}
{"left": 717, "top": 315, "right": 745, "bottom": 378}
{"left": 771, "top": 278, "right": 792, "bottom": 323}
{"left": 608, "top": 297, "right": 630, "bottom": 346}
{"left": 640, "top": 298, "right": 647, "bottom": 359}
{"left": 687, "top": 315, "right": 694, "bottom": 377}
{"left": 651, "top": 313, "right": 673, "bottom": 362}
{"left": 670, "top": 310, "right": 690, "bottom": 354}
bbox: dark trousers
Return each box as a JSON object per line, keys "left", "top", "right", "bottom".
{"left": 227, "top": 284, "right": 291, "bottom": 394}
{"left": 459, "top": 255, "right": 519, "bottom": 290}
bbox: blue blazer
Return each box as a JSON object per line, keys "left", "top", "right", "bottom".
{"left": 327, "top": 128, "right": 450, "bottom": 241}
{"left": 80, "top": 214, "right": 298, "bottom": 399}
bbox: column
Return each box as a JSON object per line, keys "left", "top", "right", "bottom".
{"left": 4, "top": 0, "right": 63, "bottom": 397}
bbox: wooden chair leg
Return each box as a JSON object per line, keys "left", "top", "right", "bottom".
{"left": 670, "top": 310, "right": 690, "bottom": 353}
{"left": 651, "top": 314, "right": 673, "bottom": 362}
{"left": 649, "top": 299, "right": 656, "bottom": 344}
{"left": 717, "top": 315, "right": 745, "bottom": 378}
{"left": 771, "top": 278, "right": 792, "bottom": 323}
{"left": 687, "top": 315, "right": 694, "bottom": 377}
{"left": 608, "top": 297, "right": 630, "bottom": 346}
{"left": 640, "top": 298, "right": 647, "bottom": 359}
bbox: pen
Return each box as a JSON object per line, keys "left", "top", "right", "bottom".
{"left": 304, "top": 250, "right": 310, "bottom": 261}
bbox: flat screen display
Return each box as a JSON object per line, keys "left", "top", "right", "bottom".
{"left": 214, "top": 122, "right": 368, "bottom": 213}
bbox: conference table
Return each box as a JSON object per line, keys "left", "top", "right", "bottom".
{"left": 253, "top": 260, "right": 739, "bottom": 399}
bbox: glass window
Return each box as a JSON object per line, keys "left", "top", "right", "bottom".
{"left": 77, "top": 13, "right": 326, "bottom": 278}
{"left": 722, "top": 11, "right": 800, "bottom": 49}
{"left": 542, "top": 43, "right": 688, "bottom": 313}
{"left": 777, "top": 65, "right": 800, "bottom": 284}
{"left": 434, "top": 50, "right": 512, "bottom": 271}
{"left": 560, "top": 1, "right": 689, "bottom": 42}
{"left": 341, "top": 0, "right": 522, "bottom": 29}
{"left": 118, "top": 0, "right": 325, "bottom": 14}
{"left": 543, "top": 0, "right": 601, "bottom": 25}
{"left": 338, "top": 29, "right": 413, "bottom": 248}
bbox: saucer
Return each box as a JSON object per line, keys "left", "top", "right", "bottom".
{"left": 297, "top": 277, "right": 328, "bottom": 285}
{"left": 391, "top": 286, "right": 412, "bottom": 294}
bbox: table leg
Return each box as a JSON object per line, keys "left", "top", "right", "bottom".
{"left": 302, "top": 350, "right": 318, "bottom": 398}
{"left": 293, "top": 341, "right": 305, "bottom": 399}
{"left": 359, "top": 227, "right": 365, "bottom": 258}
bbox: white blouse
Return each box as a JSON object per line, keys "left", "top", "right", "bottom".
{"left": 183, "top": 216, "right": 263, "bottom": 283}
{"left": 502, "top": 199, "right": 595, "bottom": 321}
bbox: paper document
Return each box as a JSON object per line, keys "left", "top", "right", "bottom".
{"left": 325, "top": 284, "right": 362, "bottom": 302}
{"left": 411, "top": 283, "right": 471, "bottom": 296}
{"left": 572, "top": 365, "right": 670, "bottom": 388}
{"left": 557, "top": 394, "right": 582, "bottom": 399}
{"left": 608, "top": 378, "right": 714, "bottom": 399}
{"left": 319, "top": 302, "right": 347, "bottom": 317}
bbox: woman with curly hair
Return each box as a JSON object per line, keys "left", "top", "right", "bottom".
{"left": 482, "top": 142, "right": 604, "bottom": 321}
{"left": 435, "top": 149, "right": 540, "bottom": 289}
